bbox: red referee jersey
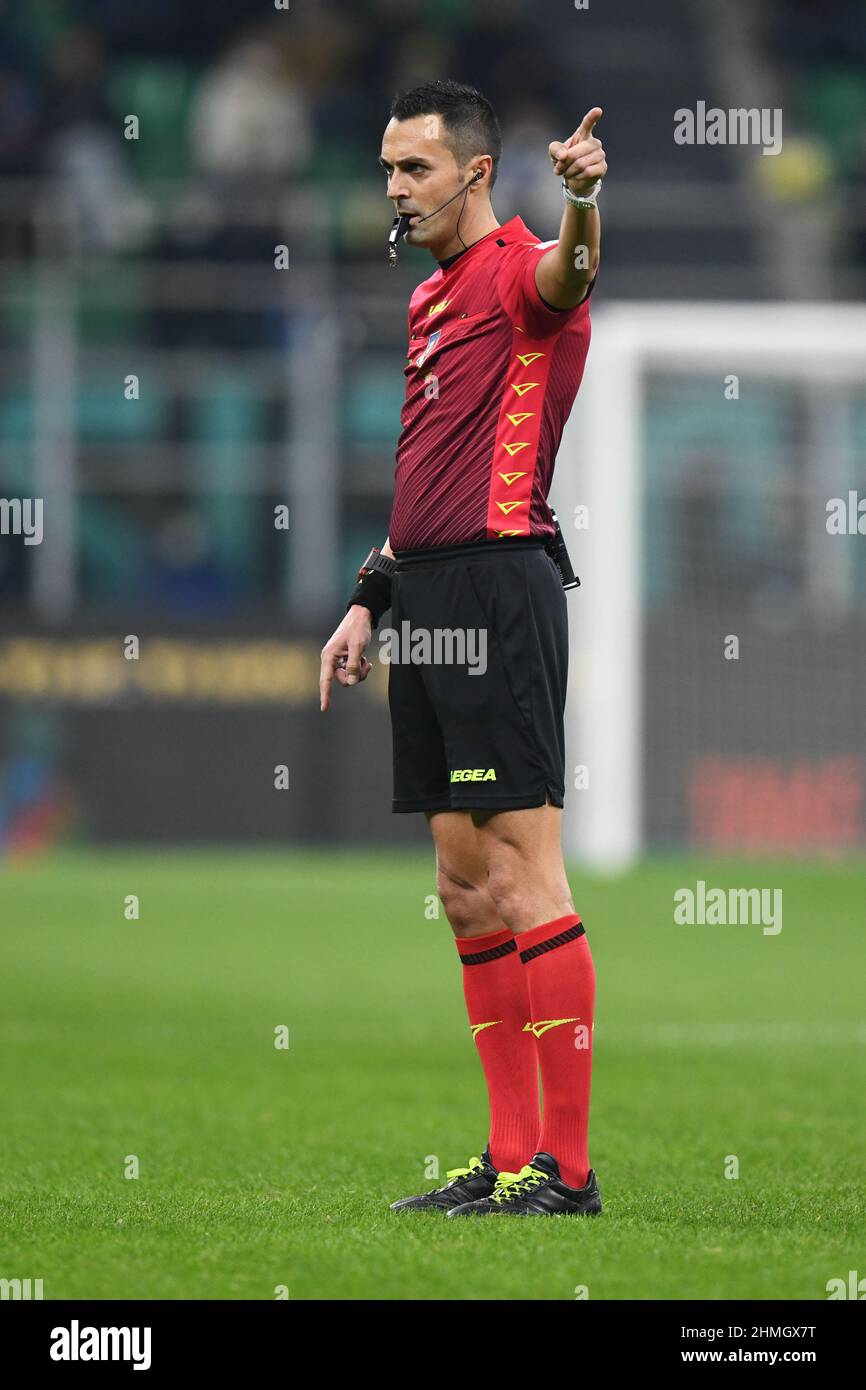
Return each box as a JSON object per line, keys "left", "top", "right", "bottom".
{"left": 387, "top": 214, "right": 594, "bottom": 551}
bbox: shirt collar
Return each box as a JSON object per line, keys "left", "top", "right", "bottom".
{"left": 435, "top": 215, "right": 531, "bottom": 271}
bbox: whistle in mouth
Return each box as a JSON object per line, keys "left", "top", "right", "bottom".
{"left": 388, "top": 213, "right": 412, "bottom": 267}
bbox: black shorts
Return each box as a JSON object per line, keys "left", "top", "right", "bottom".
{"left": 387, "top": 537, "right": 570, "bottom": 814}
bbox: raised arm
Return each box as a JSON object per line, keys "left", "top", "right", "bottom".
{"left": 535, "top": 107, "right": 606, "bottom": 311}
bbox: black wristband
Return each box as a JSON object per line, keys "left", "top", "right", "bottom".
{"left": 347, "top": 567, "right": 392, "bottom": 628}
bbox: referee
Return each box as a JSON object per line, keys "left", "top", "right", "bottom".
{"left": 319, "top": 80, "right": 606, "bottom": 1218}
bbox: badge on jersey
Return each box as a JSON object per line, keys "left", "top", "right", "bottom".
{"left": 414, "top": 330, "right": 441, "bottom": 368}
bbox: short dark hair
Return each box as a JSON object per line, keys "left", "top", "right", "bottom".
{"left": 389, "top": 79, "right": 502, "bottom": 190}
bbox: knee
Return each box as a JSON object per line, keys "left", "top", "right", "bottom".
{"left": 484, "top": 854, "right": 527, "bottom": 930}
{"left": 486, "top": 847, "right": 573, "bottom": 933}
{"left": 436, "top": 866, "right": 497, "bottom": 936}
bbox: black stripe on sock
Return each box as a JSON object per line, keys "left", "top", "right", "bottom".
{"left": 519, "top": 921, "right": 585, "bottom": 964}
{"left": 459, "top": 939, "right": 518, "bottom": 966}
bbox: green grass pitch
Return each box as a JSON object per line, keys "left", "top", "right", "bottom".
{"left": 1, "top": 849, "right": 863, "bottom": 1300}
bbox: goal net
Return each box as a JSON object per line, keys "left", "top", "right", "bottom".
{"left": 555, "top": 303, "right": 866, "bottom": 870}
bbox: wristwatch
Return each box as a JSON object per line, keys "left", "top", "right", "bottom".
{"left": 562, "top": 177, "right": 602, "bottom": 209}
{"left": 357, "top": 547, "right": 398, "bottom": 581}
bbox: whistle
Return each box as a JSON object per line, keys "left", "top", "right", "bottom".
{"left": 388, "top": 213, "right": 412, "bottom": 267}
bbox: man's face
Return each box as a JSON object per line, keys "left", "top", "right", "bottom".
{"left": 379, "top": 114, "right": 466, "bottom": 249}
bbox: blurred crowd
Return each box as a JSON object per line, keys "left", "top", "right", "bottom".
{"left": 0, "top": 0, "right": 864, "bottom": 620}
{"left": 0, "top": 0, "right": 863, "bottom": 257}
{"left": 0, "top": 0, "right": 582, "bottom": 255}
{"left": 769, "top": 0, "right": 866, "bottom": 187}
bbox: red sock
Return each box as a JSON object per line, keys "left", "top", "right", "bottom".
{"left": 455, "top": 927, "right": 540, "bottom": 1173}
{"left": 519, "top": 913, "right": 595, "bottom": 1188}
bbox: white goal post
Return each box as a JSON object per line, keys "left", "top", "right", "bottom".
{"left": 554, "top": 303, "right": 866, "bottom": 872}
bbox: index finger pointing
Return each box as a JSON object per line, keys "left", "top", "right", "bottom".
{"left": 320, "top": 651, "right": 336, "bottom": 712}
{"left": 572, "top": 106, "right": 603, "bottom": 144}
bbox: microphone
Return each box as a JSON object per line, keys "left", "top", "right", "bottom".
{"left": 387, "top": 169, "right": 483, "bottom": 267}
